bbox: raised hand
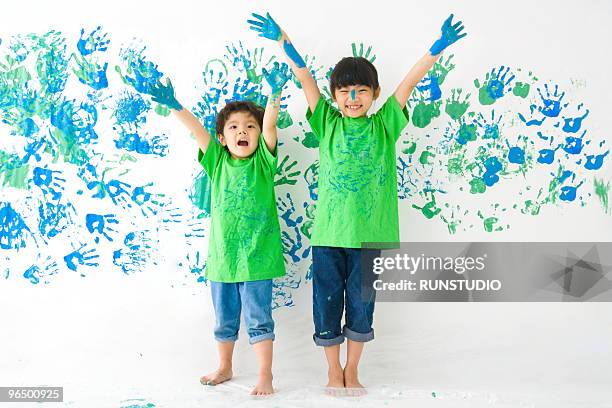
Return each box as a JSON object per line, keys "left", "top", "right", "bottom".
{"left": 429, "top": 14, "right": 467, "bottom": 56}
{"left": 247, "top": 12, "right": 282, "bottom": 41}
{"left": 149, "top": 77, "right": 183, "bottom": 111}
{"left": 263, "top": 61, "right": 291, "bottom": 94}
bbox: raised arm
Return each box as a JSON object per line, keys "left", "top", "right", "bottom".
{"left": 261, "top": 62, "right": 291, "bottom": 153}
{"left": 394, "top": 14, "right": 467, "bottom": 109}
{"left": 248, "top": 12, "right": 321, "bottom": 112}
{"left": 149, "top": 78, "right": 212, "bottom": 154}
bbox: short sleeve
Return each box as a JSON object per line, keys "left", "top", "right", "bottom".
{"left": 374, "top": 95, "right": 410, "bottom": 142}
{"left": 306, "top": 96, "right": 341, "bottom": 141}
{"left": 256, "top": 133, "right": 278, "bottom": 178}
{"left": 198, "top": 138, "right": 223, "bottom": 178}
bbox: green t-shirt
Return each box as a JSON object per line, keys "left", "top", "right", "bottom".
{"left": 198, "top": 134, "right": 285, "bottom": 282}
{"left": 306, "top": 95, "right": 409, "bottom": 248}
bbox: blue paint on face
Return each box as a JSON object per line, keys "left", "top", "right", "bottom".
{"left": 350, "top": 89, "right": 357, "bottom": 101}
{"left": 584, "top": 150, "right": 609, "bottom": 170}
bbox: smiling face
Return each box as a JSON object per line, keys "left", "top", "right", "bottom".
{"left": 218, "top": 111, "right": 261, "bottom": 159}
{"left": 333, "top": 85, "right": 380, "bottom": 118}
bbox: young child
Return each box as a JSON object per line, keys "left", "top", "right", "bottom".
{"left": 144, "top": 62, "right": 292, "bottom": 395}
{"left": 248, "top": 12, "right": 466, "bottom": 392}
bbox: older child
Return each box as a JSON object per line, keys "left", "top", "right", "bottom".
{"left": 249, "top": 12, "right": 466, "bottom": 392}
{"left": 145, "top": 63, "right": 292, "bottom": 395}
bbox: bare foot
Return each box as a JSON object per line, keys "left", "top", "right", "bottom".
{"left": 250, "top": 371, "right": 274, "bottom": 396}
{"left": 323, "top": 366, "right": 345, "bottom": 396}
{"left": 343, "top": 366, "right": 366, "bottom": 396}
{"left": 200, "top": 366, "right": 233, "bottom": 386}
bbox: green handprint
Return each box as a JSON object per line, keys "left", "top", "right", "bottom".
{"left": 275, "top": 155, "right": 301, "bottom": 186}
{"left": 445, "top": 88, "right": 471, "bottom": 120}
{"left": 351, "top": 42, "right": 376, "bottom": 63}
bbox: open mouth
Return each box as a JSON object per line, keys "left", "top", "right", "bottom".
{"left": 346, "top": 104, "right": 362, "bottom": 112}
{"left": 237, "top": 139, "right": 249, "bottom": 147}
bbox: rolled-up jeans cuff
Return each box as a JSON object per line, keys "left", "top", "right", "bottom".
{"left": 215, "top": 334, "right": 238, "bottom": 343}
{"left": 343, "top": 326, "right": 374, "bottom": 342}
{"left": 249, "top": 332, "right": 275, "bottom": 345}
{"left": 313, "top": 333, "right": 345, "bottom": 347}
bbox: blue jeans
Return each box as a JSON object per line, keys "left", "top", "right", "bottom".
{"left": 312, "top": 246, "right": 380, "bottom": 346}
{"left": 210, "top": 279, "right": 275, "bottom": 345}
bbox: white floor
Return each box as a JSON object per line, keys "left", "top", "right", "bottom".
{"left": 2, "top": 277, "right": 612, "bottom": 408}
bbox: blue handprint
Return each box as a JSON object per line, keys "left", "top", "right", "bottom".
{"left": 131, "top": 182, "right": 165, "bottom": 216}
{"left": 276, "top": 192, "right": 304, "bottom": 228}
{"left": 64, "top": 243, "right": 100, "bottom": 273}
{"left": 77, "top": 26, "right": 110, "bottom": 56}
{"left": 474, "top": 66, "right": 515, "bottom": 105}
{"left": 536, "top": 83, "right": 566, "bottom": 118}
{"left": 33, "top": 166, "right": 66, "bottom": 200}
{"left": 85, "top": 213, "right": 119, "bottom": 243}
{"left": 263, "top": 62, "right": 291, "bottom": 94}
{"left": 106, "top": 178, "right": 132, "bottom": 208}
{"left": 23, "top": 256, "right": 59, "bottom": 285}
{"left": 429, "top": 14, "right": 467, "bottom": 55}
{"left": 247, "top": 12, "right": 282, "bottom": 41}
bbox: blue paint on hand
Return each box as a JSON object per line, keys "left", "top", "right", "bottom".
{"left": 283, "top": 40, "right": 306, "bottom": 68}
{"left": 430, "top": 14, "right": 467, "bottom": 56}
{"left": 247, "top": 12, "right": 282, "bottom": 41}
{"left": 149, "top": 77, "right": 183, "bottom": 111}
{"left": 262, "top": 62, "right": 291, "bottom": 94}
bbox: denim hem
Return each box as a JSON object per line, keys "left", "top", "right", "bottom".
{"left": 313, "top": 333, "right": 345, "bottom": 347}
{"left": 215, "top": 334, "right": 239, "bottom": 343}
{"left": 343, "top": 326, "right": 374, "bottom": 342}
{"left": 249, "top": 332, "right": 275, "bottom": 345}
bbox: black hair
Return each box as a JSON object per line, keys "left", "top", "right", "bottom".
{"left": 329, "top": 57, "right": 379, "bottom": 96}
{"left": 215, "top": 100, "right": 264, "bottom": 136}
